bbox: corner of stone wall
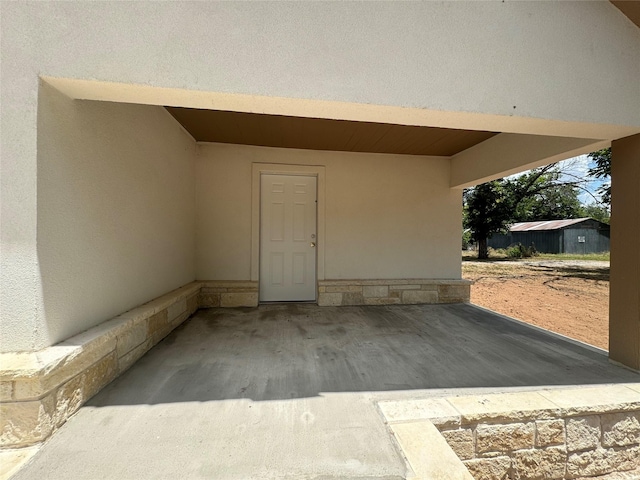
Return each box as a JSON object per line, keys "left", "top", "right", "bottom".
{"left": 447, "top": 409, "right": 640, "bottom": 480}
{"left": 198, "top": 281, "right": 259, "bottom": 308}
{"left": 0, "top": 282, "right": 201, "bottom": 449}
{"left": 380, "top": 385, "right": 640, "bottom": 480}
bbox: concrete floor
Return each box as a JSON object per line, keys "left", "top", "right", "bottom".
{"left": 13, "top": 304, "right": 639, "bottom": 479}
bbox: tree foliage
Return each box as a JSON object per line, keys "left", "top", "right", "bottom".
{"left": 464, "top": 181, "right": 512, "bottom": 259}
{"left": 511, "top": 169, "right": 582, "bottom": 222}
{"left": 579, "top": 203, "right": 610, "bottom": 224}
{"left": 587, "top": 148, "right": 611, "bottom": 205}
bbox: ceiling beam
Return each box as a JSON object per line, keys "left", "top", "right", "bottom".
{"left": 450, "top": 133, "right": 610, "bottom": 189}
{"left": 42, "top": 76, "right": 639, "bottom": 141}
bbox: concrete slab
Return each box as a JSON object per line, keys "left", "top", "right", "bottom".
{"left": 11, "top": 304, "right": 639, "bottom": 479}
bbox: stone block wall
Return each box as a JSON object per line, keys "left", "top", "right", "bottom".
{"left": 199, "top": 281, "right": 259, "bottom": 307}
{"left": 0, "top": 283, "right": 200, "bottom": 449}
{"left": 317, "top": 279, "right": 471, "bottom": 306}
{"left": 378, "top": 386, "right": 640, "bottom": 480}
{"left": 441, "top": 413, "right": 640, "bottom": 479}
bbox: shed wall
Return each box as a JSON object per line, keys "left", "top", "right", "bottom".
{"left": 513, "top": 231, "right": 563, "bottom": 254}
{"left": 563, "top": 228, "right": 610, "bottom": 254}
{"left": 487, "top": 231, "right": 563, "bottom": 253}
{"left": 487, "top": 224, "right": 610, "bottom": 254}
{"left": 487, "top": 234, "right": 512, "bottom": 250}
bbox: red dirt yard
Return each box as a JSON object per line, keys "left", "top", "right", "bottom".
{"left": 462, "top": 259, "right": 610, "bottom": 350}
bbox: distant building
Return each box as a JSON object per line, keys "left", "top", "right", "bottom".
{"left": 488, "top": 218, "right": 610, "bottom": 254}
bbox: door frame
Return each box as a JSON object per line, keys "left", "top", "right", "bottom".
{"left": 251, "top": 163, "right": 326, "bottom": 290}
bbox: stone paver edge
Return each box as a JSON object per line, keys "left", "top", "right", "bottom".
{"left": 380, "top": 384, "right": 640, "bottom": 427}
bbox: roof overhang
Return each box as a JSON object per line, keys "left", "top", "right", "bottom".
{"left": 611, "top": 1, "right": 640, "bottom": 29}
{"left": 42, "top": 77, "right": 639, "bottom": 142}
{"left": 40, "top": 76, "right": 628, "bottom": 189}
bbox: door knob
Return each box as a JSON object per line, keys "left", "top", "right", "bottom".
{"left": 310, "top": 242, "right": 316, "bottom": 247}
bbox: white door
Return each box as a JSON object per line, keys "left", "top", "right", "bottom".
{"left": 260, "top": 174, "right": 317, "bottom": 302}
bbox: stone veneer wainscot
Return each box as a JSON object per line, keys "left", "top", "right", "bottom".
{"left": 318, "top": 279, "right": 471, "bottom": 306}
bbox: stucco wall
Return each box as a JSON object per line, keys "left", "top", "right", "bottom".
{"left": 1, "top": 2, "right": 638, "bottom": 352}
{"left": 0, "top": 83, "right": 196, "bottom": 352}
{"left": 2, "top": 2, "right": 638, "bottom": 127}
{"left": 196, "top": 143, "right": 460, "bottom": 281}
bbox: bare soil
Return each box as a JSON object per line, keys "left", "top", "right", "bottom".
{"left": 462, "top": 259, "right": 610, "bottom": 350}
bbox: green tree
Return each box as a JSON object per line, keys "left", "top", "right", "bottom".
{"left": 579, "top": 203, "right": 610, "bottom": 224}
{"left": 464, "top": 164, "right": 584, "bottom": 259}
{"left": 587, "top": 148, "right": 611, "bottom": 206}
{"left": 464, "top": 180, "right": 512, "bottom": 259}
{"left": 513, "top": 182, "right": 582, "bottom": 222}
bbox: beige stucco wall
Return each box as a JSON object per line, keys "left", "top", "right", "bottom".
{"left": 196, "top": 143, "right": 460, "bottom": 281}
{"left": 0, "top": 83, "right": 197, "bottom": 352}
{"left": 1, "top": 2, "right": 639, "bottom": 353}
{"left": 2, "top": 2, "right": 639, "bottom": 128}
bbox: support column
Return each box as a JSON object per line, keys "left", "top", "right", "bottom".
{"left": 609, "top": 134, "right": 640, "bottom": 370}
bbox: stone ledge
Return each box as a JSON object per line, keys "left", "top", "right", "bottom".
{"left": 539, "top": 386, "right": 640, "bottom": 416}
{"left": 378, "top": 397, "right": 461, "bottom": 429}
{"left": 0, "top": 282, "right": 200, "bottom": 449}
{"left": 379, "top": 384, "right": 640, "bottom": 480}
{"left": 381, "top": 386, "right": 640, "bottom": 428}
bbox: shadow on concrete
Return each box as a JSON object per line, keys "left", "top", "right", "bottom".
{"left": 89, "top": 304, "right": 637, "bottom": 407}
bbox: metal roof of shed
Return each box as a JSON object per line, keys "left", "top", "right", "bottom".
{"left": 509, "top": 218, "right": 592, "bottom": 232}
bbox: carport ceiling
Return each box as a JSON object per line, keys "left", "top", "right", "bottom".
{"left": 611, "top": 1, "right": 640, "bottom": 29}
{"left": 166, "top": 107, "right": 498, "bottom": 156}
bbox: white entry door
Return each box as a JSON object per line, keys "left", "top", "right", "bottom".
{"left": 260, "top": 174, "right": 317, "bottom": 302}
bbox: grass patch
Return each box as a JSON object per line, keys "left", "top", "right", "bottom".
{"left": 462, "top": 249, "right": 508, "bottom": 260}
{"left": 462, "top": 251, "right": 610, "bottom": 262}
{"left": 534, "top": 252, "right": 610, "bottom": 262}
{"left": 462, "top": 262, "right": 524, "bottom": 277}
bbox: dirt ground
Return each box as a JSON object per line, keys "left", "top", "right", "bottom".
{"left": 462, "top": 259, "right": 610, "bottom": 350}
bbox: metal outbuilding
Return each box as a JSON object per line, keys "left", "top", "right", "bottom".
{"left": 488, "top": 218, "right": 610, "bottom": 254}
